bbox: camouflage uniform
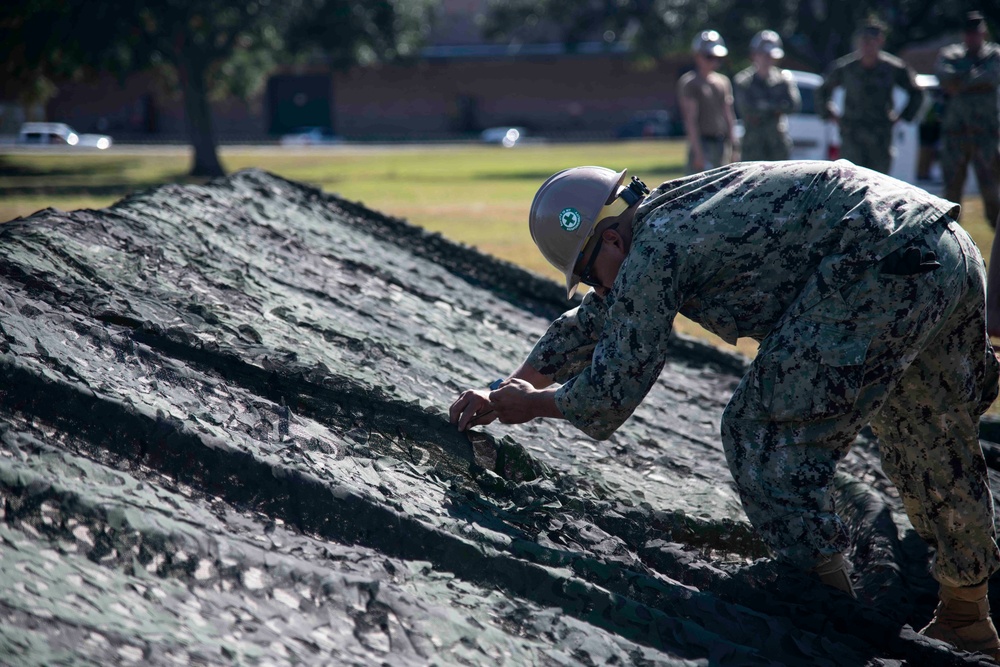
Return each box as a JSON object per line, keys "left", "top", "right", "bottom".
{"left": 818, "top": 52, "right": 925, "bottom": 174}
{"left": 733, "top": 66, "right": 801, "bottom": 161}
{"left": 526, "top": 160, "right": 1000, "bottom": 586}
{"left": 935, "top": 40, "right": 1000, "bottom": 226}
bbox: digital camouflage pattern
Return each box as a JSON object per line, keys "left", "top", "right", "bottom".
{"left": 935, "top": 40, "right": 1000, "bottom": 225}
{"left": 818, "top": 52, "right": 925, "bottom": 174}
{"left": 723, "top": 221, "right": 1000, "bottom": 584}
{"left": 526, "top": 160, "right": 1000, "bottom": 582}
{"left": 733, "top": 66, "right": 801, "bottom": 161}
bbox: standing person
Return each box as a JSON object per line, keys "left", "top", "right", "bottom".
{"left": 451, "top": 161, "right": 1000, "bottom": 660}
{"left": 817, "top": 17, "right": 925, "bottom": 174}
{"left": 733, "top": 30, "right": 801, "bottom": 161}
{"left": 936, "top": 11, "right": 1000, "bottom": 228}
{"left": 678, "top": 30, "right": 737, "bottom": 174}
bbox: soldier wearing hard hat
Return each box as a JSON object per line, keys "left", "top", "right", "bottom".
{"left": 733, "top": 30, "right": 801, "bottom": 161}
{"left": 450, "top": 160, "right": 1000, "bottom": 660}
{"left": 678, "top": 30, "right": 738, "bottom": 174}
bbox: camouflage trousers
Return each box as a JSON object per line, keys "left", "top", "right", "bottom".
{"left": 721, "top": 219, "right": 1000, "bottom": 587}
{"left": 941, "top": 131, "right": 1000, "bottom": 227}
{"left": 740, "top": 127, "right": 792, "bottom": 162}
{"left": 840, "top": 123, "right": 893, "bottom": 175}
{"left": 686, "top": 136, "right": 732, "bottom": 174}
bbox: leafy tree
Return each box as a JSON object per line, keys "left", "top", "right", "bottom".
{"left": 482, "top": 0, "right": 997, "bottom": 72}
{"left": 1, "top": 1, "right": 433, "bottom": 177}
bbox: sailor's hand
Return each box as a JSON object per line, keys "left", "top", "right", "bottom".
{"left": 489, "top": 378, "right": 561, "bottom": 425}
{"left": 450, "top": 389, "right": 497, "bottom": 431}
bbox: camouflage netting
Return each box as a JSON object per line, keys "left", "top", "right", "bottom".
{"left": 2, "top": 168, "right": 999, "bottom": 665}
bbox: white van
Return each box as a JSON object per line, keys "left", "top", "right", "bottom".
{"left": 737, "top": 70, "right": 936, "bottom": 186}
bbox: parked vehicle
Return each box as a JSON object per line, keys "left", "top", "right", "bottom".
{"left": 736, "top": 70, "right": 937, "bottom": 186}
{"left": 17, "top": 122, "right": 112, "bottom": 150}
{"left": 480, "top": 126, "right": 527, "bottom": 147}
{"left": 279, "top": 127, "right": 341, "bottom": 146}
{"left": 616, "top": 110, "right": 678, "bottom": 139}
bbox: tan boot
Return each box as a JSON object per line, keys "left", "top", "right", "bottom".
{"left": 812, "top": 553, "right": 857, "bottom": 599}
{"left": 920, "top": 582, "right": 1000, "bottom": 661}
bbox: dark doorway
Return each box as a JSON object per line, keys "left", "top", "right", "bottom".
{"left": 267, "top": 74, "right": 333, "bottom": 135}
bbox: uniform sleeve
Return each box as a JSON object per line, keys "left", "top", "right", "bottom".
{"left": 935, "top": 48, "right": 963, "bottom": 85}
{"left": 817, "top": 64, "right": 842, "bottom": 120}
{"left": 553, "top": 236, "right": 680, "bottom": 440}
{"left": 678, "top": 74, "right": 693, "bottom": 101}
{"left": 968, "top": 49, "right": 1000, "bottom": 91}
{"left": 524, "top": 290, "right": 608, "bottom": 384}
{"left": 723, "top": 75, "right": 735, "bottom": 106}
{"left": 732, "top": 75, "right": 749, "bottom": 118}
{"left": 780, "top": 70, "right": 802, "bottom": 114}
{"left": 895, "top": 61, "right": 925, "bottom": 123}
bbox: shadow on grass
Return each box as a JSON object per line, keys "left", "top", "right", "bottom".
{"left": 0, "top": 165, "right": 210, "bottom": 198}
{"left": 0, "top": 156, "right": 143, "bottom": 178}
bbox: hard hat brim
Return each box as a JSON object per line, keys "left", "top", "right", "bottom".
{"left": 564, "top": 168, "right": 628, "bottom": 298}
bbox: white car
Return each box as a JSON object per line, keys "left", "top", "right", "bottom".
{"left": 480, "top": 126, "right": 527, "bottom": 147}
{"left": 280, "top": 127, "right": 342, "bottom": 146}
{"left": 737, "top": 70, "right": 936, "bottom": 186}
{"left": 17, "top": 122, "right": 112, "bottom": 150}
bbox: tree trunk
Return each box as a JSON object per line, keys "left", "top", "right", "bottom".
{"left": 177, "top": 53, "right": 225, "bottom": 178}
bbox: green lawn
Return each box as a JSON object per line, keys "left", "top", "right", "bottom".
{"left": 0, "top": 141, "right": 994, "bottom": 365}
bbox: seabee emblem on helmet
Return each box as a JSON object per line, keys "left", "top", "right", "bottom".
{"left": 559, "top": 207, "right": 582, "bottom": 231}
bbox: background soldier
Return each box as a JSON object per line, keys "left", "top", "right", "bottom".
{"left": 733, "top": 30, "right": 801, "bottom": 161}
{"left": 451, "top": 161, "right": 1000, "bottom": 661}
{"left": 818, "top": 17, "right": 925, "bottom": 174}
{"left": 678, "top": 30, "right": 737, "bottom": 174}
{"left": 936, "top": 11, "right": 1000, "bottom": 227}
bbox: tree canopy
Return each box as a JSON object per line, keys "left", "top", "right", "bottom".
{"left": 482, "top": 0, "right": 999, "bottom": 72}
{"left": 1, "top": 0, "right": 433, "bottom": 176}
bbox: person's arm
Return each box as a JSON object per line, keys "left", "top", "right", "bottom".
{"left": 679, "top": 76, "right": 705, "bottom": 171}
{"left": 449, "top": 361, "right": 559, "bottom": 431}
{"left": 935, "top": 47, "right": 965, "bottom": 95}
{"left": 895, "top": 62, "right": 925, "bottom": 123}
{"left": 987, "top": 227, "right": 1000, "bottom": 338}
{"left": 966, "top": 48, "right": 1000, "bottom": 93}
{"left": 553, "top": 237, "right": 681, "bottom": 440}
{"left": 817, "top": 64, "right": 842, "bottom": 122}
{"left": 783, "top": 71, "right": 802, "bottom": 115}
{"left": 723, "top": 76, "right": 738, "bottom": 160}
{"left": 450, "top": 292, "right": 608, "bottom": 430}
{"left": 732, "top": 75, "right": 749, "bottom": 122}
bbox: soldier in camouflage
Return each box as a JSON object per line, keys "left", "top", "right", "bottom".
{"left": 936, "top": 11, "right": 1000, "bottom": 227}
{"left": 450, "top": 160, "right": 1000, "bottom": 660}
{"left": 817, "top": 17, "right": 925, "bottom": 174}
{"left": 733, "top": 30, "right": 801, "bottom": 161}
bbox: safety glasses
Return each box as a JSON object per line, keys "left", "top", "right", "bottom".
{"left": 577, "top": 222, "right": 619, "bottom": 288}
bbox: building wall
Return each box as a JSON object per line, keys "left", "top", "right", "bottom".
{"left": 332, "top": 55, "right": 684, "bottom": 137}
{"left": 44, "top": 72, "right": 267, "bottom": 142}
{"left": 41, "top": 55, "right": 685, "bottom": 141}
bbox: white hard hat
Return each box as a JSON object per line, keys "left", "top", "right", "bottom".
{"left": 692, "top": 30, "right": 728, "bottom": 57}
{"left": 528, "top": 166, "right": 629, "bottom": 298}
{"left": 750, "top": 30, "right": 784, "bottom": 59}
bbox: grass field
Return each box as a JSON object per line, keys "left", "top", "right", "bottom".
{"left": 0, "top": 141, "right": 994, "bottom": 365}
